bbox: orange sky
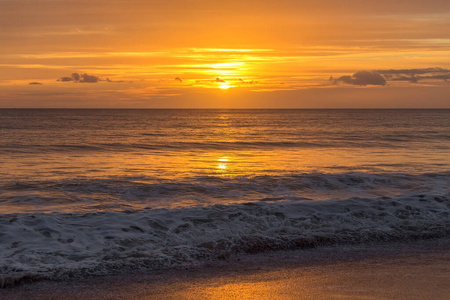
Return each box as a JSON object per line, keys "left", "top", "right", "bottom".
{"left": 1, "top": 0, "right": 450, "bottom": 108}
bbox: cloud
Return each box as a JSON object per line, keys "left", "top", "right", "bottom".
{"left": 390, "top": 75, "right": 419, "bottom": 83}
{"left": 57, "top": 72, "right": 100, "bottom": 83}
{"left": 336, "top": 71, "right": 386, "bottom": 86}
{"left": 106, "top": 78, "right": 126, "bottom": 83}
{"left": 71, "top": 73, "right": 80, "bottom": 81}
{"left": 376, "top": 68, "right": 450, "bottom": 75}
{"left": 58, "top": 76, "right": 73, "bottom": 82}
{"left": 238, "top": 78, "right": 255, "bottom": 84}
{"left": 80, "top": 73, "right": 99, "bottom": 83}
{"left": 196, "top": 77, "right": 227, "bottom": 84}
{"left": 29, "top": 82, "right": 43, "bottom": 85}
{"left": 334, "top": 68, "right": 450, "bottom": 86}
{"left": 424, "top": 74, "right": 450, "bottom": 81}
{"left": 377, "top": 68, "right": 450, "bottom": 83}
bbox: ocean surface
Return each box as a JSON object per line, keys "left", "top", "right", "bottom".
{"left": 1, "top": 109, "right": 449, "bottom": 284}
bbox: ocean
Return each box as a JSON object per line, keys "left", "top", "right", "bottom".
{"left": 1, "top": 109, "right": 449, "bottom": 284}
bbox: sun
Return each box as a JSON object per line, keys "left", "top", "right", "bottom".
{"left": 218, "top": 82, "right": 230, "bottom": 89}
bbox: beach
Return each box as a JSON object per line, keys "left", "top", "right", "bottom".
{"left": 3, "top": 238, "right": 450, "bottom": 299}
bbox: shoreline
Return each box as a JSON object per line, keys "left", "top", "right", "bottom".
{"left": 4, "top": 238, "right": 450, "bottom": 299}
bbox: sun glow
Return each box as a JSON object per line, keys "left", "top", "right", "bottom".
{"left": 218, "top": 82, "right": 231, "bottom": 89}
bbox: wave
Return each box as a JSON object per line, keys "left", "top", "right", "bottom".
{"left": 1, "top": 192, "right": 449, "bottom": 286}
{"left": 0, "top": 141, "right": 327, "bottom": 154}
{"left": 2, "top": 134, "right": 449, "bottom": 154}
{"left": 2, "top": 172, "right": 450, "bottom": 213}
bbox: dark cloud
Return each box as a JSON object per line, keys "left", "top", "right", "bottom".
{"left": 194, "top": 77, "right": 228, "bottom": 85}
{"left": 57, "top": 73, "right": 100, "bottom": 83}
{"left": 334, "top": 67, "right": 450, "bottom": 86}
{"left": 336, "top": 71, "right": 386, "bottom": 86}
{"left": 175, "top": 77, "right": 183, "bottom": 82}
{"left": 71, "top": 73, "right": 80, "bottom": 81}
{"left": 424, "top": 74, "right": 450, "bottom": 81}
{"left": 376, "top": 68, "right": 450, "bottom": 75}
{"left": 29, "top": 82, "right": 42, "bottom": 85}
{"left": 390, "top": 75, "right": 419, "bottom": 83}
{"left": 377, "top": 68, "right": 450, "bottom": 83}
{"left": 58, "top": 76, "right": 73, "bottom": 82}
{"left": 106, "top": 78, "right": 125, "bottom": 83}
{"left": 238, "top": 78, "right": 255, "bottom": 84}
{"left": 80, "top": 73, "right": 99, "bottom": 83}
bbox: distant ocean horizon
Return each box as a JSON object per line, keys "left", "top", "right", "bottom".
{"left": 3, "top": 108, "right": 448, "bottom": 111}
{"left": 1, "top": 109, "right": 449, "bottom": 284}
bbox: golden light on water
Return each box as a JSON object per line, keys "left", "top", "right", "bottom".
{"left": 217, "top": 156, "right": 229, "bottom": 171}
{"left": 217, "top": 163, "right": 227, "bottom": 170}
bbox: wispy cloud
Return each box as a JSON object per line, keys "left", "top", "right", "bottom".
{"left": 379, "top": 68, "right": 450, "bottom": 83}
{"left": 376, "top": 68, "right": 450, "bottom": 75}
{"left": 334, "top": 68, "right": 450, "bottom": 86}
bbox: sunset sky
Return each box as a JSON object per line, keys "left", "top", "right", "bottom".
{"left": 1, "top": 0, "right": 450, "bottom": 108}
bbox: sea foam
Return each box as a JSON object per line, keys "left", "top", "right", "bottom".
{"left": 1, "top": 192, "right": 449, "bottom": 286}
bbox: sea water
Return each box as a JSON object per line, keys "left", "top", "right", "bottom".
{"left": 0, "top": 109, "right": 449, "bottom": 282}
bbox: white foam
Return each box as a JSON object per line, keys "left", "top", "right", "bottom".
{"left": 1, "top": 193, "right": 449, "bottom": 284}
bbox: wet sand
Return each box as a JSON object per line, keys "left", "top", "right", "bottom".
{"left": 4, "top": 239, "right": 450, "bottom": 299}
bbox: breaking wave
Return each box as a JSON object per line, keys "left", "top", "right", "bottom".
{"left": 1, "top": 192, "right": 449, "bottom": 286}
{"left": 1, "top": 172, "right": 449, "bottom": 213}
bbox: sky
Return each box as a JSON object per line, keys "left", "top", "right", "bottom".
{"left": 1, "top": 0, "right": 450, "bottom": 108}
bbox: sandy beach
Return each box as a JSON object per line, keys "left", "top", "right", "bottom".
{"left": 3, "top": 238, "right": 450, "bottom": 299}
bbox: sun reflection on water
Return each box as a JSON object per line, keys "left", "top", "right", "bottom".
{"left": 217, "top": 156, "right": 229, "bottom": 172}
